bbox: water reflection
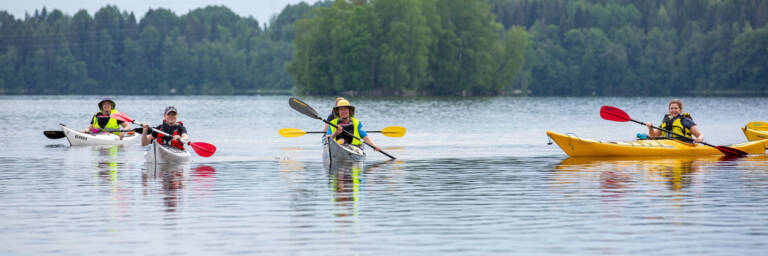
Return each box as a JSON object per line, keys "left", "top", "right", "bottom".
{"left": 327, "top": 161, "right": 364, "bottom": 220}
{"left": 93, "top": 146, "right": 130, "bottom": 223}
{"left": 553, "top": 155, "right": 768, "bottom": 193}
{"left": 143, "top": 163, "right": 186, "bottom": 212}
{"left": 95, "top": 146, "right": 122, "bottom": 185}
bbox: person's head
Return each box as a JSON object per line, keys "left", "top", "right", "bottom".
{"left": 98, "top": 98, "right": 116, "bottom": 112}
{"left": 164, "top": 106, "right": 178, "bottom": 124}
{"left": 335, "top": 97, "right": 346, "bottom": 104}
{"left": 668, "top": 99, "right": 683, "bottom": 116}
{"left": 333, "top": 99, "right": 355, "bottom": 119}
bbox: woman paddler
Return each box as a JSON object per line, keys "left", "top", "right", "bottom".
{"left": 81, "top": 98, "right": 131, "bottom": 139}
{"left": 325, "top": 99, "right": 382, "bottom": 152}
{"left": 141, "top": 106, "right": 189, "bottom": 150}
{"left": 644, "top": 99, "right": 704, "bottom": 143}
{"left": 323, "top": 97, "right": 346, "bottom": 134}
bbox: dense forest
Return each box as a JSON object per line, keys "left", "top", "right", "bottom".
{"left": 492, "top": 0, "right": 768, "bottom": 96}
{"left": 0, "top": 0, "right": 766, "bottom": 96}
{"left": 0, "top": 3, "right": 327, "bottom": 94}
{"left": 288, "top": 0, "right": 528, "bottom": 96}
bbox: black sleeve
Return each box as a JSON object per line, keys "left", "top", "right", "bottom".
{"left": 682, "top": 118, "right": 696, "bottom": 128}
{"left": 326, "top": 113, "right": 335, "bottom": 122}
{"left": 179, "top": 126, "right": 188, "bottom": 135}
{"left": 116, "top": 120, "right": 124, "bottom": 125}
{"left": 150, "top": 125, "right": 162, "bottom": 138}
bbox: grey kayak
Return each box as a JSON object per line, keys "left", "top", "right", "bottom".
{"left": 145, "top": 140, "right": 191, "bottom": 163}
{"left": 323, "top": 136, "right": 365, "bottom": 163}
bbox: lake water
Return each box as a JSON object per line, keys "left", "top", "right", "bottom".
{"left": 1, "top": 95, "right": 768, "bottom": 255}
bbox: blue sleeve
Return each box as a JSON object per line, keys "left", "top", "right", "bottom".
{"left": 358, "top": 122, "right": 367, "bottom": 138}
{"left": 326, "top": 127, "right": 332, "bottom": 135}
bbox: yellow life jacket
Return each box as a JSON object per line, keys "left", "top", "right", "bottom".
{"left": 330, "top": 117, "right": 362, "bottom": 146}
{"left": 660, "top": 113, "right": 692, "bottom": 139}
{"left": 92, "top": 109, "right": 121, "bottom": 135}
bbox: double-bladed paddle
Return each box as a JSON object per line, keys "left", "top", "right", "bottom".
{"left": 600, "top": 105, "right": 747, "bottom": 157}
{"left": 110, "top": 112, "right": 217, "bottom": 157}
{"left": 288, "top": 97, "right": 396, "bottom": 160}
{"left": 279, "top": 126, "right": 406, "bottom": 138}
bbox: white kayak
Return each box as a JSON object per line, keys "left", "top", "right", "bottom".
{"left": 323, "top": 136, "right": 366, "bottom": 163}
{"left": 62, "top": 125, "right": 139, "bottom": 146}
{"left": 145, "top": 140, "right": 191, "bottom": 164}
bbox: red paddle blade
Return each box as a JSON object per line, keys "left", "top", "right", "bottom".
{"left": 110, "top": 112, "right": 134, "bottom": 123}
{"left": 600, "top": 106, "right": 631, "bottom": 122}
{"left": 189, "top": 142, "right": 216, "bottom": 157}
{"left": 715, "top": 146, "right": 748, "bottom": 157}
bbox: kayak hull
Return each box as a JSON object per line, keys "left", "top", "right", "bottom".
{"left": 62, "top": 125, "right": 138, "bottom": 146}
{"left": 323, "top": 136, "right": 365, "bottom": 163}
{"left": 145, "top": 141, "right": 191, "bottom": 163}
{"left": 547, "top": 130, "right": 766, "bottom": 157}
{"left": 742, "top": 127, "right": 768, "bottom": 148}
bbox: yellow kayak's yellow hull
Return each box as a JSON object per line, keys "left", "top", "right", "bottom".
{"left": 742, "top": 127, "right": 768, "bottom": 148}
{"left": 547, "top": 130, "right": 767, "bottom": 157}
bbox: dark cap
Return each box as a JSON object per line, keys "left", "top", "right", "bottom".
{"left": 98, "top": 98, "right": 116, "bottom": 110}
{"left": 164, "top": 106, "right": 178, "bottom": 115}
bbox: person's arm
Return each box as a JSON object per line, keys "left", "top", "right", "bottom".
{"left": 690, "top": 125, "right": 703, "bottom": 143}
{"left": 645, "top": 122, "right": 661, "bottom": 137}
{"left": 82, "top": 124, "right": 94, "bottom": 133}
{"left": 357, "top": 122, "right": 379, "bottom": 151}
{"left": 363, "top": 136, "right": 381, "bottom": 151}
{"left": 179, "top": 127, "right": 189, "bottom": 142}
{"left": 141, "top": 124, "right": 154, "bottom": 146}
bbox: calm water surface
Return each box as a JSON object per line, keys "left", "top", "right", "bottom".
{"left": 1, "top": 95, "right": 768, "bottom": 255}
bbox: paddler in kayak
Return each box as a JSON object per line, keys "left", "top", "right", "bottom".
{"left": 81, "top": 98, "right": 131, "bottom": 139}
{"left": 326, "top": 99, "right": 382, "bottom": 152}
{"left": 644, "top": 99, "right": 704, "bottom": 143}
{"left": 141, "top": 106, "right": 189, "bottom": 150}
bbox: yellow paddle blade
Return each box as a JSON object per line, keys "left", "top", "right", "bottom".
{"left": 747, "top": 121, "right": 768, "bottom": 131}
{"left": 380, "top": 126, "right": 406, "bottom": 137}
{"left": 278, "top": 128, "right": 307, "bottom": 137}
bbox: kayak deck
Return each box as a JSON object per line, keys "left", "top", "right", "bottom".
{"left": 145, "top": 141, "right": 191, "bottom": 163}
{"left": 323, "top": 136, "right": 365, "bottom": 163}
{"left": 742, "top": 127, "right": 768, "bottom": 148}
{"left": 61, "top": 125, "right": 139, "bottom": 146}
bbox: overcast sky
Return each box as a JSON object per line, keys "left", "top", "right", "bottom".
{"left": 2, "top": 0, "right": 319, "bottom": 24}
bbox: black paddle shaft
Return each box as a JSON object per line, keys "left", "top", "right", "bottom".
{"left": 627, "top": 118, "right": 709, "bottom": 144}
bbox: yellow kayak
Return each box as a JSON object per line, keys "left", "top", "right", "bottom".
{"left": 547, "top": 130, "right": 767, "bottom": 157}
{"left": 742, "top": 126, "right": 768, "bottom": 146}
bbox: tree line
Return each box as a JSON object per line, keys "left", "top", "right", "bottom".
{"left": 0, "top": 3, "right": 326, "bottom": 94}
{"left": 288, "top": 0, "right": 528, "bottom": 96}
{"left": 1, "top": 0, "right": 766, "bottom": 96}
{"left": 492, "top": 0, "right": 768, "bottom": 96}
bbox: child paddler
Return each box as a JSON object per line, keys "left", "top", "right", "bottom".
{"left": 644, "top": 99, "right": 704, "bottom": 143}
{"left": 326, "top": 99, "right": 382, "bottom": 152}
{"left": 81, "top": 98, "right": 131, "bottom": 139}
{"left": 141, "top": 106, "right": 189, "bottom": 150}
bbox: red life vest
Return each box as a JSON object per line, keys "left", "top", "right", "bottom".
{"left": 156, "top": 121, "right": 185, "bottom": 150}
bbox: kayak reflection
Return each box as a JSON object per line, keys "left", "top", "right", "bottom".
{"left": 143, "top": 163, "right": 186, "bottom": 212}
{"left": 552, "top": 156, "right": 763, "bottom": 192}
{"left": 326, "top": 161, "right": 365, "bottom": 219}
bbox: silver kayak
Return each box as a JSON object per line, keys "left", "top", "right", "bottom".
{"left": 323, "top": 136, "right": 366, "bottom": 163}
{"left": 62, "top": 125, "right": 139, "bottom": 146}
{"left": 145, "top": 140, "right": 191, "bottom": 163}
